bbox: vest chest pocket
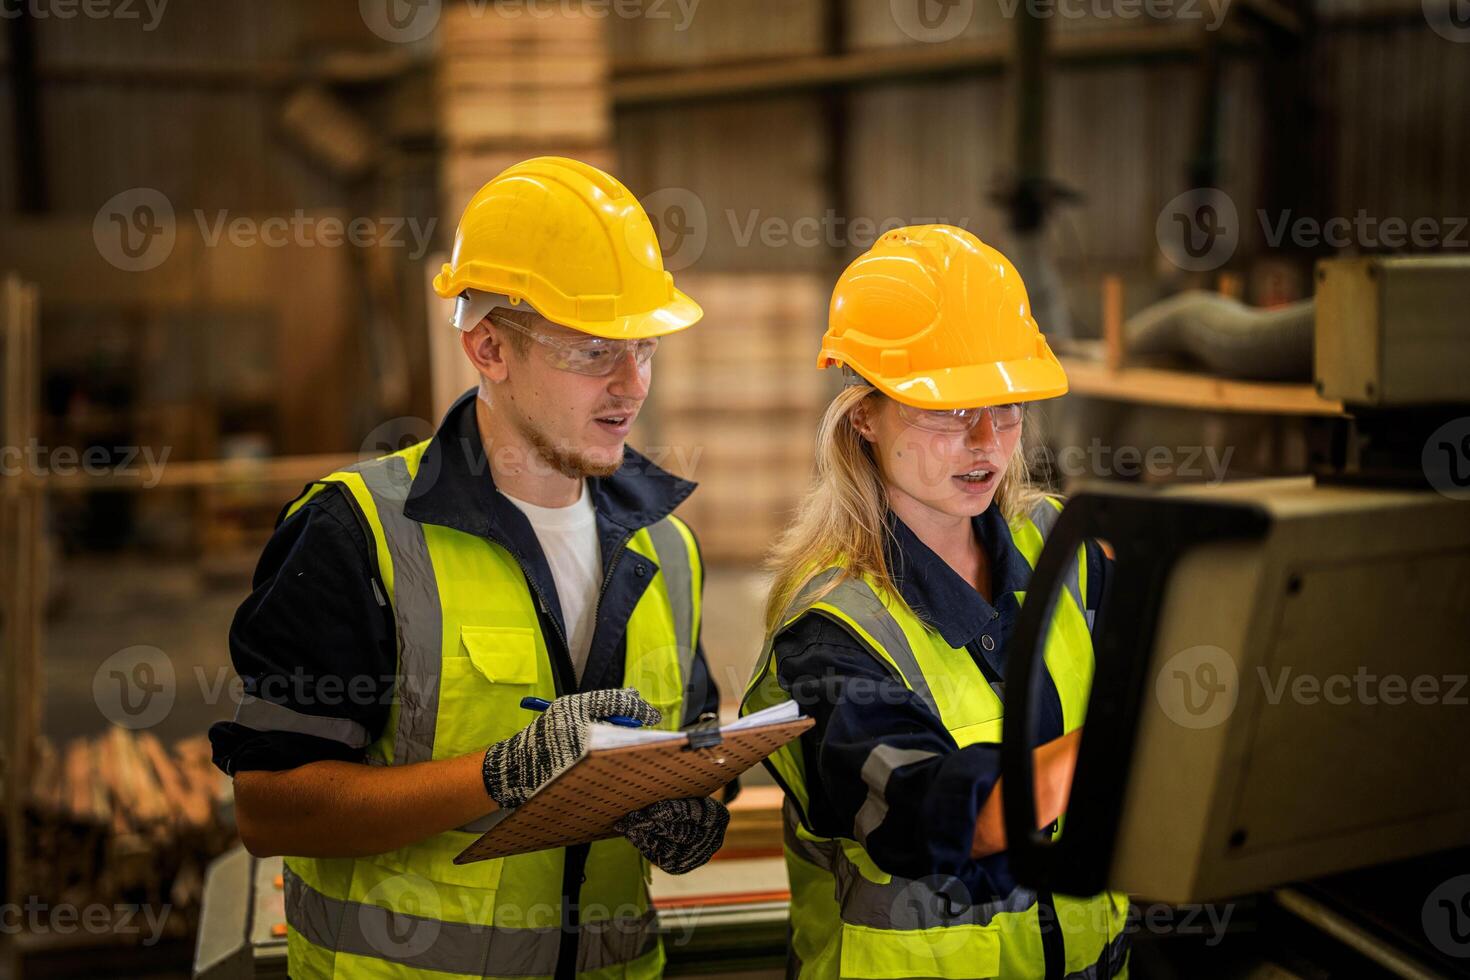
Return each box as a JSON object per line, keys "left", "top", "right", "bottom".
{"left": 949, "top": 716, "right": 1005, "bottom": 748}
{"left": 840, "top": 921, "right": 1001, "bottom": 979}
{"left": 942, "top": 671, "right": 1007, "bottom": 749}
{"left": 436, "top": 626, "right": 544, "bottom": 756}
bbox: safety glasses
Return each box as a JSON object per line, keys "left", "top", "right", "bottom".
{"left": 895, "top": 401, "right": 1024, "bottom": 434}
{"left": 489, "top": 311, "right": 657, "bottom": 378}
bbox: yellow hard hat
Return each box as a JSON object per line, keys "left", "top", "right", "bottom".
{"left": 432, "top": 156, "right": 702, "bottom": 339}
{"left": 819, "top": 225, "right": 1068, "bottom": 409}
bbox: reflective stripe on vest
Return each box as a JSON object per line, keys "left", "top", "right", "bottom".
{"left": 351, "top": 453, "right": 445, "bottom": 768}
{"left": 743, "top": 496, "right": 1126, "bottom": 980}
{"left": 283, "top": 866, "right": 658, "bottom": 977}
{"left": 276, "top": 443, "right": 696, "bottom": 979}
{"left": 1027, "top": 495, "right": 1094, "bottom": 634}
{"left": 645, "top": 516, "right": 704, "bottom": 727}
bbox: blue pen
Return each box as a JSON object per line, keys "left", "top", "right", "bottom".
{"left": 520, "top": 696, "right": 644, "bottom": 728}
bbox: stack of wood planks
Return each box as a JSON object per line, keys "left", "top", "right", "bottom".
{"left": 437, "top": 1, "right": 614, "bottom": 221}
{"left": 19, "top": 728, "right": 235, "bottom": 943}
{"left": 647, "top": 272, "right": 834, "bottom": 563}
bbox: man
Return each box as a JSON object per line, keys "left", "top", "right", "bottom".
{"left": 209, "top": 156, "right": 729, "bottom": 979}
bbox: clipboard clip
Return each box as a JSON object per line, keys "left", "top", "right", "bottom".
{"left": 682, "top": 713, "right": 723, "bottom": 752}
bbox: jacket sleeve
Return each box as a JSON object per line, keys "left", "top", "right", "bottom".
{"left": 686, "top": 637, "right": 720, "bottom": 721}
{"left": 208, "top": 486, "right": 398, "bottom": 775}
{"left": 774, "top": 613, "right": 1020, "bottom": 902}
{"left": 1083, "top": 538, "right": 1112, "bottom": 635}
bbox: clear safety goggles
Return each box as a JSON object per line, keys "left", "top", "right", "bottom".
{"left": 489, "top": 311, "right": 657, "bottom": 378}
{"left": 841, "top": 366, "right": 1023, "bottom": 433}
{"left": 896, "top": 401, "right": 1024, "bottom": 433}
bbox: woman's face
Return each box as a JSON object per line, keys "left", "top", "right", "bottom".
{"left": 854, "top": 395, "right": 1021, "bottom": 521}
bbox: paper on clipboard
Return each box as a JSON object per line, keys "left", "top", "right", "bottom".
{"left": 453, "top": 702, "right": 810, "bottom": 865}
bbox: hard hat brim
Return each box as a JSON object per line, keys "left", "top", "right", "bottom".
{"left": 822, "top": 349, "right": 1070, "bottom": 410}
{"left": 434, "top": 267, "right": 703, "bottom": 340}
{"left": 548, "top": 285, "right": 703, "bottom": 341}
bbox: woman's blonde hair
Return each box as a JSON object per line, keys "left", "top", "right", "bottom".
{"left": 763, "top": 381, "right": 1046, "bottom": 634}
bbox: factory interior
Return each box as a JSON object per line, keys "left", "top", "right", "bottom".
{"left": 1, "top": 0, "right": 1468, "bottom": 977}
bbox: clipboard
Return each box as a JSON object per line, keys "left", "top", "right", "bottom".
{"left": 453, "top": 713, "right": 812, "bottom": 865}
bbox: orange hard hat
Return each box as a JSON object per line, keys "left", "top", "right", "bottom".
{"left": 819, "top": 225, "right": 1068, "bottom": 409}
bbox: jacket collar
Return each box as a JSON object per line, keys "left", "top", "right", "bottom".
{"left": 884, "top": 504, "right": 1036, "bottom": 650}
{"left": 402, "top": 388, "right": 696, "bottom": 542}
{"left": 402, "top": 389, "right": 695, "bottom": 693}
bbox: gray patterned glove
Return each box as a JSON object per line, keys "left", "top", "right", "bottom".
{"left": 482, "top": 689, "right": 662, "bottom": 808}
{"left": 614, "top": 797, "right": 730, "bottom": 875}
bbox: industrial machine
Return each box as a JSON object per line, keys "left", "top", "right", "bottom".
{"left": 1004, "top": 257, "right": 1470, "bottom": 975}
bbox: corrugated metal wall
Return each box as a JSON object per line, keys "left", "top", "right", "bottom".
{"left": 611, "top": 0, "right": 1465, "bottom": 321}
{"left": 610, "top": 0, "right": 824, "bottom": 67}
{"left": 608, "top": 0, "right": 1191, "bottom": 66}
{"left": 846, "top": 0, "right": 1186, "bottom": 48}
{"left": 0, "top": 2, "right": 440, "bottom": 451}
{"left": 3, "top": 1, "right": 1465, "bottom": 326}
{"left": 615, "top": 95, "right": 831, "bottom": 272}
{"left": 844, "top": 60, "right": 1262, "bottom": 266}
{"left": 0, "top": 73, "right": 12, "bottom": 211}
{"left": 1314, "top": 18, "right": 1470, "bottom": 227}
{"left": 2, "top": 1, "right": 387, "bottom": 215}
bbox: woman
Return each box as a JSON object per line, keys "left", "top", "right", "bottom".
{"left": 743, "top": 225, "right": 1128, "bottom": 979}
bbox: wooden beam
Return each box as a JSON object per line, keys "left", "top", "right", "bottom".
{"left": 0, "top": 51, "right": 414, "bottom": 89}
{"left": 40, "top": 453, "right": 359, "bottom": 492}
{"left": 1060, "top": 352, "right": 1344, "bottom": 416}
{"left": 1, "top": 274, "right": 43, "bottom": 927}
{"left": 613, "top": 24, "right": 1218, "bottom": 107}
{"left": 1101, "top": 276, "right": 1125, "bottom": 371}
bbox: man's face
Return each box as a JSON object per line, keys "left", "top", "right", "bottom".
{"left": 488, "top": 311, "right": 652, "bottom": 478}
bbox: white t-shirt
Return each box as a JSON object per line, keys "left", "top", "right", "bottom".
{"left": 499, "top": 483, "right": 602, "bottom": 683}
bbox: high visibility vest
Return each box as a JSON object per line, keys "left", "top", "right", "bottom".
{"left": 276, "top": 441, "right": 703, "bottom": 979}
{"left": 742, "top": 498, "right": 1129, "bottom": 980}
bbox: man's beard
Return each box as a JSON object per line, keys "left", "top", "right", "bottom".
{"left": 515, "top": 414, "right": 623, "bottom": 479}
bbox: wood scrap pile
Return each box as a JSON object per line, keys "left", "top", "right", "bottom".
{"left": 17, "top": 728, "right": 235, "bottom": 944}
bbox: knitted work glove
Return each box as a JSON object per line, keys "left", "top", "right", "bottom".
{"left": 614, "top": 797, "right": 730, "bottom": 875}
{"left": 482, "top": 689, "right": 662, "bottom": 808}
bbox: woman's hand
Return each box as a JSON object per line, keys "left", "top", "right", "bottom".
{"left": 971, "top": 727, "right": 1083, "bottom": 859}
